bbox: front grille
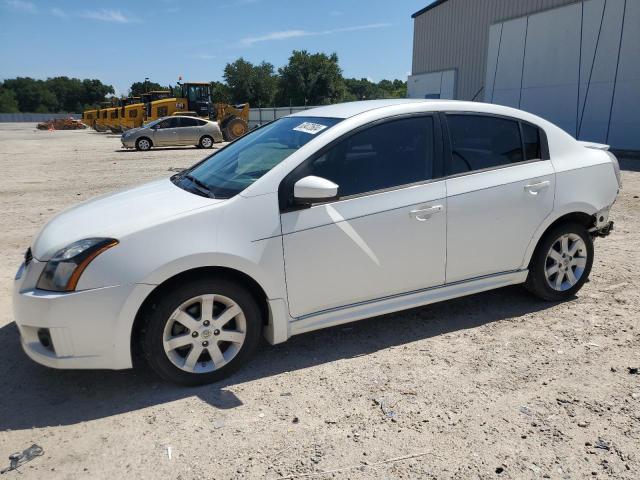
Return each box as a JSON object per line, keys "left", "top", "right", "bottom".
{"left": 24, "top": 247, "right": 33, "bottom": 265}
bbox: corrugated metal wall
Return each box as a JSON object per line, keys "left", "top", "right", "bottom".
{"left": 0, "top": 113, "right": 81, "bottom": 122}
{"left": 412, "top": 0, "right": 580, "bottom": 100}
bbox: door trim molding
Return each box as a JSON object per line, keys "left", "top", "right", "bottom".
{"left": 289, "top": 269, "right": 528, "bottom": 335}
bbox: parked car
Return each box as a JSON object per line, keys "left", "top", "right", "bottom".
{"left": 14, "top": 100, "right": 620, "bottom": 385}
{"left": 121, "top": 115, "right": 224, "bottom": 151}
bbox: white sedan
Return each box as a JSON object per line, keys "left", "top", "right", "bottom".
{"left": 13, "top": 99, "right": 621, "bottom": 385}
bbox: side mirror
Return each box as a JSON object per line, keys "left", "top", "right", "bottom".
{"left": 293, "top": 176, "right": 339, "bottom": 204}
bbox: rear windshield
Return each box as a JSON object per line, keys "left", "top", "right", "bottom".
{"left": 175, "top": 116, "right": 341, "bottom": 199}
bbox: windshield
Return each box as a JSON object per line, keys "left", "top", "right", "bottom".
{"left": 175, "top": 116, "right": 341, "bottom": 199}
{"left": 144, "top": 118, "right": 163, "bottom": 128}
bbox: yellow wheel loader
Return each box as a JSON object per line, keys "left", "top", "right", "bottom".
{"left": 148, "top": 82, "right": 250, "bottom": 141}
{"left": 119, "top": 96, "right": 144, "bottom": 131}
{"left": 94, "top": 101, "right": 112, "bottom": 132}
{"left": 81, "top": 109, "right": 97, "bottom": 128}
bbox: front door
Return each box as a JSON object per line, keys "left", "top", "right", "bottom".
{"left": 443, "top": 113, "right": 555, "bottom": 283}
{"left": 280, "top": 115, "right": 447, "bottom": 318}
{"left": 153, "top": 117, "right": 181, "bottom": 146}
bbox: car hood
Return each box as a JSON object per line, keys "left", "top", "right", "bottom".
{"left": 32, "top": 178, "right": 221, "bottom": 261}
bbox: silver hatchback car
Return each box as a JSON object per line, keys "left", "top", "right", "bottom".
{"left": 121, "top": 116, "right": 224, "bottom": 151}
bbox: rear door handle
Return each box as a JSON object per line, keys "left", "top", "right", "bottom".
{"left": 409, "top": 204, "right": 443, "bottom": 221}
{"left": 524, "top": 180, "right": 550, "bottom": 195}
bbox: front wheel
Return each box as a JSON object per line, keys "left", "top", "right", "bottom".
{"left": 135, "top": 137, "right": 152, "bottom": 151}
{"left": 525, "top": 222, "right": 594, "bottom": 301}
{"left": 141, "top": 279, "right": 263, "bottom": 385}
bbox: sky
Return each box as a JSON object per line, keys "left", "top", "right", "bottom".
{"left": 0, "top": 0, "right": 433, "bottom": 96}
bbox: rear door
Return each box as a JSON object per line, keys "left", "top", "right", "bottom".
{"left": 443, "top": 113, "right": 554, "bottom": 282}
{"left": 153, "top": 117, "right": 181, "bottom": 146}
{"left": 280, "top": 115, "right": 447, "bottom": 318}
{"left": 178, "top": 117, "right": 201, "bottom": 144}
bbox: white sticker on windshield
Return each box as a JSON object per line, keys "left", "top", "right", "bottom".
{"left": 293, "top": 122, "right": 328, "bottom": 135}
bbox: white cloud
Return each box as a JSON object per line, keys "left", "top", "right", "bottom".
{"left": 51, "top": 7, "right": 67, "bottom": 18}
{"left": 241, "top": 23, "right": 390, "bottom": 46}
{"left": 4, "top": 0, "right": 36, "bottom": 13}
{"left": 81, "top": 9, "right": 134, "bottom": 23}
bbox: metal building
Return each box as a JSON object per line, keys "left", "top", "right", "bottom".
{"left": 409, "top": 0, "right": 640, "bottom": 150}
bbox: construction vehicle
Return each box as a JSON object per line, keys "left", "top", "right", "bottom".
{"left": 94, "top": 101, "right": 112, "bottom": 132}
{"left": 104, "top": 106, "right": 120, "bottom": 133}
{"left": 141, "top": 90, "right": 173, "bottom": 123}
{"left": 81, "top": 109, "right": 97, "bottom": 128}
{"left": 118, "top": 96, "right": 144, "bottom": 131}
{"left": 147, "top": 82, "right": 249, "bottom": 141}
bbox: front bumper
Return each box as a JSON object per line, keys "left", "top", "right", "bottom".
{"left": 13, "top": 259, "right": 152, "bottom": 369}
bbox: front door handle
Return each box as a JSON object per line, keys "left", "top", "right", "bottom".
{"left": 410, "top": 204, "right": 443, "bottom": 221}
{"left": 524, "top": 180, "right": 550, "bottom": 195}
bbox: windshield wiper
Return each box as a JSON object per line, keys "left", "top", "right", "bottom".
{"left": 185, "top": 174, "right": 215, "bottom": 198}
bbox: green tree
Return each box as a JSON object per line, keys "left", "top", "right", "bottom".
{"left": 46, "top": 76, "right": 84, "bottom": 112}
{"left": 344, "top": 78, "right": 381, "bottom": 100}
{"left": 210, "top": 81, "right": 232, "bottom": 104}
{"left": 277, "top": 51, "right": 346, "bottom": 106}
{"left": 252, "top": 62, "right": 278, "bottom": 106}
{"left": 0, "top": 86, "right": 19, "bottom": 112}
{"left": 223, "top": 58, "right": 278, "bottom": 106}
{"left": 223, "top": 58, "right": 255, "bottom": 103}
{"left": 129, "top": 80, "right": 167, "bottom": 97}
{"left": 2, "top": 77, "right": 58, "bottom": 112}
{"left": 80, "top": 79, "right": 115, "bottom": 109}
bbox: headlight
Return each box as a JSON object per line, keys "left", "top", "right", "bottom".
{"left": 37, "top": 238, "right": 118, "bottom": 292}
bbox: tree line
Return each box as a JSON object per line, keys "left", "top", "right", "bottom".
{"left": 0, "top": 50, "right": 407, "bottom": 113}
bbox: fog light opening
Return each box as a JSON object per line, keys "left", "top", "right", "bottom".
{"left": 37, "top": 328, "right": 54, "bottom": 353}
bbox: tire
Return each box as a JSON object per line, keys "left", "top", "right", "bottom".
{"left": 525, "top": 222, "right": 594, "bottom": 301}
{"left": 135, "top": 137, "right": 152, "bottom": 151}
{"left": 222, "top": 117, "right": 248, "bottom": 141}
{"left": 141, "top": 278, "right": 263, "bottom": 386}
{"left": 199, "top": 135, "right": 214, "bottom": 149}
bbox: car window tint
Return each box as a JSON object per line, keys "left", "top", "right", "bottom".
{"left": 447, "top": 114, "right": 524, "bottom": 175}
{"left": 196, "top": 119, "right": 207, "bottom": 126}
{"left": 306, "top": 116, "right": 435, "bottom": 198}
{"left": 522, "top": 123, "right": 541, "bottom": 160}
{"left": 181, "top": 117, "right": 199, "bottom": 127}
{"left": 159, "top": 118, "right": 178, "bottom": 129}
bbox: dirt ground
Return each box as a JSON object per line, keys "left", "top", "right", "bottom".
{"left": 0, "top": 123, "right": 638, "bottom": 479}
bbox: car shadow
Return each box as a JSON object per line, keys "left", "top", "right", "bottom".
{"left": 115, "top": 147, "right": 202, "bottom": 153}
{"left": 0, "top": 286, "right": 560, "bottom": 430}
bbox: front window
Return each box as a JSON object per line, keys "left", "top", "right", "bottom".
{"left": 175, "top": 116, "right": 341, "bottom": 199}
{"left": 186, "top": 85, "right": 207, "bottom": 102}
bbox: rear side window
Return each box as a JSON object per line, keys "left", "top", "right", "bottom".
{"left": 446, "top": 114, "right": 523, "bottom": 175}
{"left": 196, "top": 119, "right": 208, "bottom": 126}
{"left": 180, "top": 117, "right": 199, "bottom": 127}
{"left": 522, "top": 123, "right": 541, "bottom": 160}
{"left": 303, "top": 116, "right": 435, "bottom": 198}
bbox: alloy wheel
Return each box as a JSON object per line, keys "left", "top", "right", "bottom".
{"left": 162, "top": 294, "right": 246, "bottom": 373}
{"left": 544, "top": 233, "right": 588, "bottom": 291}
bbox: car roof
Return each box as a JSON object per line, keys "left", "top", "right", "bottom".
{"left": 290, "top": 99, "right": 465, "bottom": 119}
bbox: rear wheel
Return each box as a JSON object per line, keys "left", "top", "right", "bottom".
{"left": 222, "top": 117, "right": 248, "bottom": 141}
{"left": 135, "top": 137, "right": 152, "bottom": 151}
{"left": 199, "top": 135, "right": 214, "bottom": 149}
{"left": 525, "top": 222, "right": 593, "bottom": 301}
{"left": 141, "top": 279, "right": 263, "bottom": 385}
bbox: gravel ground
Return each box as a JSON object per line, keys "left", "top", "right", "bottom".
{"left": 0, "top": 123, "right": 638, "bottom": 479}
